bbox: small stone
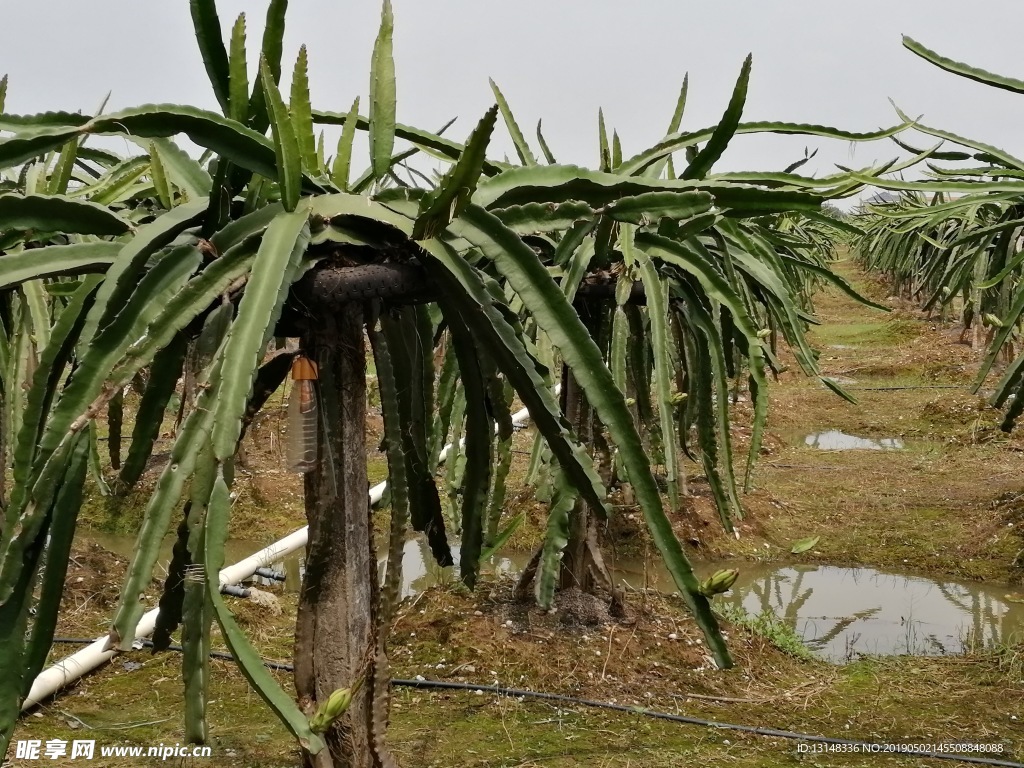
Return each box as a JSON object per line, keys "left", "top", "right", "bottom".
{"left": 668, "top": 633, "right": 678, "bottom": 641}
{"left": 474, "top": 610, "right": 483, "bottom": 616}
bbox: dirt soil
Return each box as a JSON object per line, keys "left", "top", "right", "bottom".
{"left": 11, "top": 564, "right": 1024, "bottom": 767}
{"left": 10, "top": 256, "right": 1024, "bottom": 766}
{"left": 604, "top": 258, "right": 1024, "bottom": 583}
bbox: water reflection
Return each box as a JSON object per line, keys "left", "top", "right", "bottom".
{"left": 804, "top": 430, "right": 903, "bottom": 450}
{"left": 374, "top": 539, "right": 530, "bottom": 597}
{"left": 620, "top": 561, "right": 1024, "bottom": 662}
{"left": 370, "top": 544, "right": 1024, "bottom": 663}
{"left": 376, "top": 543, "right": 1024, "bottom": 663}
{"left": 732, "top": 565, "right": 1024, "bottom": 661}
{"left": 82, "top": 531, "right": 1023, "bottom": 663}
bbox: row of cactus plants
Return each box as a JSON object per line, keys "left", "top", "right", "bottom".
{"left": 853, "top": 37, "right": 1024, "bottom": 430}
{"left": 0, "top": 0, "right": 908, "bottom": 763}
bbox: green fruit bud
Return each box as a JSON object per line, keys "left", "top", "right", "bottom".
{"left": 698, "top": 568, "right": 739, "bottom": 597}
{"left": 309, "top": 682, "right": 359, "bottom": 734}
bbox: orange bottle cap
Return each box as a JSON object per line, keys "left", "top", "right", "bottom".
{"left": 291, "top": 356, "right": 319, "bottom": 381}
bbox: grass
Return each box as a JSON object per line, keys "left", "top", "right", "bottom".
{"left": 812, "top": 317, "right": 922, "bottom": 347}
{"left": 714, "top": 603, "right": 815, "bottom": 660}
{"left": 16, "top": 255, "right": 1024, "bottom": 765}
{"left": 643, "top": 257, "right": 1024, "bottom": 583}
{"left": 14, "top": 575, "right": 1024, "bottom": 766}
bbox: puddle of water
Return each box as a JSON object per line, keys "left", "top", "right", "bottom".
{"left": 81, "top": 532, "right": 1023, "bottom": 664}
{"left": 356, "top": 539, "right": 1024, "bottom": 662}
{"left": 383, "top": 543, "right": 1024, "bottom": 662}
{"left": 381, "top": 542, "right": 1024, "bottom": 662}
{"left": 381, "top": 540, "right": 532, "bottom": 597}
{"left": 623, "top": 561, "right": 1024, "bottom": 662}
{"left": 803, "top": 430, "right": 903, "bottom": 450}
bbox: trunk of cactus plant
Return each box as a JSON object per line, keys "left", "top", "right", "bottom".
{"left": 0, "top": 391, "right": 5, "bottom": 510}
{"left": 0, "top": 293, "right": 10, "bottom": 511}
{"left": 558, "top": 366, "right": 594, "bottom": 594}
{"left": 555, "top": 378, "right": 626, "bottom": 612}
{"left": 555, "top": 301, "right": 624, "bottom": 613}
{"left": 294, "top": 303, "right": 393, "bottom": 768}
{"left": 510, "top": 297, "right": 626, "bottom": 613}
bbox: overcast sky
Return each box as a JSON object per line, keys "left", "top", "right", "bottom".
{"left": 4, "top": 1, "right": 1023, "bottom": 205}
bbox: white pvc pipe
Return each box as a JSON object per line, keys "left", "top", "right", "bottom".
{"left": 23, "top": 388, "right": 556, "bottom": 711}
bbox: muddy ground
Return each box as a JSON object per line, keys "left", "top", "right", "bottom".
{"left": 9, "top": 256, "right": 1024, "bottom": 767}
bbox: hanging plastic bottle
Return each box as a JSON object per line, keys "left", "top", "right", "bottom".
{"left": 287, "top": 355, "right": 319, "bottom": 473}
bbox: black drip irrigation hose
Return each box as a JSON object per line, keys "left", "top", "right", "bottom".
{"left": 47, "top": 638, "right": 1021, "bottom": 767}
{"left": 395, "top": 679, "right": 1023, "bottom": 768}
{"left": 848, "top": 385, "right": 966, "bottom": 391}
